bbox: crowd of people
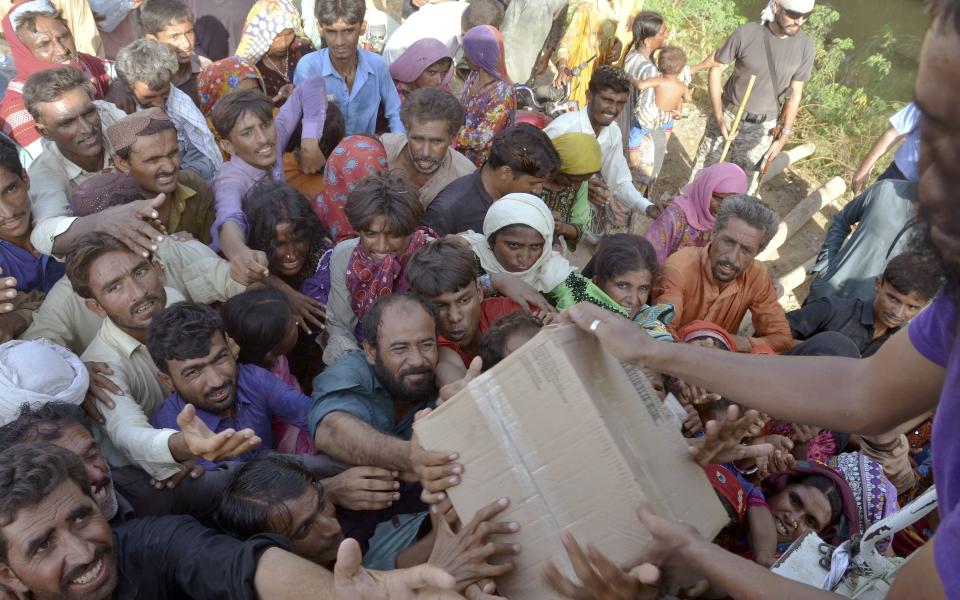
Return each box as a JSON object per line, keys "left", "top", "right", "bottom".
{"left": 0, "top": 0, "right": 955, "bottom": 598}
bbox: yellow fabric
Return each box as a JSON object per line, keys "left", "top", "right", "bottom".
{"left": 551, "top": 132, "right": 602, "bottom": 175}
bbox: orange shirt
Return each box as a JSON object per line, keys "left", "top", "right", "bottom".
{"left": 654, "top": 245, "right": 793, "bottom": 352}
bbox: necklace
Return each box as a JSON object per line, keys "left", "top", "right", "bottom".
{"left": 263, "top": 50, "right": 290, "bottom": 82}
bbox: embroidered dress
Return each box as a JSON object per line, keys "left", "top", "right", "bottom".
{"left": 455, "top": 72, "right": 514, "bottom": 167}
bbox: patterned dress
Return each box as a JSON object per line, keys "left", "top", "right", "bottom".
{"left": 455, "top": 71, "right": 514, "bottom": 167}
{"left": 643, "top": 203, "right": 711, "bottom": 265}
{"left": 540, "top": 182, "right": 590, "bottom": 251}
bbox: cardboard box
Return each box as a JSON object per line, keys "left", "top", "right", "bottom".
{"left": 414, "top": 324, "right": 728, "bottom": 599}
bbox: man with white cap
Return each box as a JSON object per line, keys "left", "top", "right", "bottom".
{"left": 690, "top": 0, "right": 816, "bottom": 191}
{"left": 0, "top": 338, "right": 88, "bottom": 426}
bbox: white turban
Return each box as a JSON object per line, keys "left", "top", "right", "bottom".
{"left": 761, "top": 0, "right": 815, "bottom": 23}
{"left": 0, "top": 339, "right": 89, "bottom": 426}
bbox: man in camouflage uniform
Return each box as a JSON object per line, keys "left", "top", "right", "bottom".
{"left": 691, "top": 0, "right": 817, "bottom": 191}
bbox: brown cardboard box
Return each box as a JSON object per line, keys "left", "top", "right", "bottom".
{"left": 414, "top": 324, "right": 728, "bottom": 599}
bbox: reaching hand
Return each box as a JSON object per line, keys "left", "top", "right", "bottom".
{"left": 299, "top": 138, "right": 326, "bottom": 175}
{"left": 687, "top": 405, "right": 770, "bottom": 466}
{"left": 334, "top": 538, "right": 459, "bottom": 599}
{"left": 631, "top": 502, "right": 710, "bottom": 596}
{"left": 543, "top": 531, "right": 659, "bottom": 600}
{"left": 0, "top": 272, "right": 16, "bottom": 313}
{"left": 558, "top": 302, "right": 652, "bottom": 365}
{"left": 228, "top": 246, "right": 270, "bottom": 285}
{"left": 438, "top": 356, "right": 482, "bottom": 404}
{"left": 409, "top": 433, "right": 463, "bottom": 504}
{"left": 488, "top": 272, "right": 556, "bottom": 315}
{"left": 98, "top": 195, "right": 167, "bottom": 258}
{"left": 151, "top": 460, "right": 205, "bottom": 490}
{"left": 324, "top": 466, "right": 400, "bottom": 511}
{"left": 82, "top": 361, "right": 121, "bottom": 425}
{"left": 273, "top": 83, "right": 294, "bottom": 105}
{"left": 553, "top": 62, "right": 573, "bottom": 88}
{"left": 428, "top": 497, "right": 520, "bottom": 592}
{"left": 587, "top": 177, "right": 611, "bottom": 208}
{"left": 176, "top": 404, "right": 261, "bottom": 462}
{"left": 284, "top": 287, "right": 327, "bottom": 334}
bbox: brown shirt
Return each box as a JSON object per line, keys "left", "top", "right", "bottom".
{"left": 654, "top": 244, "right": 793, "bottom": 352}
{"left": 381, "top": 132, "right": 476, "bottom": 208}
{"left": 169, "top": 170, "right": 216, "bottom": 245}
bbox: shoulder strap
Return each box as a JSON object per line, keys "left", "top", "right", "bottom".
{"left": 761, "top": 26, "right": 786, "bottom": 109}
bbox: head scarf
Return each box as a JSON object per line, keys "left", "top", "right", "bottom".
{"left": 672, "top": 163, "right": 747, "bottom": 232}
{"left": 235, "top": 0, "right": 304, "bottom": 65}
{"left": 826, "top": 452, "right": 900, "bottom": 540}
{"left": 551, "top": 132, "right": 602, "bottom": 176}
{"left": 461, "top": 25, "right": 512, "bottom": 84}
{"left": 106, "top": 107, "right": 172, "bottom": 153}
{"left": 0, "top": 339, "right": 88, "bottom": 426}
{"left": 317, "top": 135, "right": 389, "bottom": 243}
{"left": 4, "top": 1, "right": 83, "bottom": 77}
{"left": 704, "top": 465, "right": 747, "bottom": 523}
{"left": 761, "top": 0, "right": 815, "bottom": 22}
{"left": 460, "top": 193, "right": 575, "bottom": 292}
{"left": 678, "top": 320, "right": 738, "bottom": 352}
{"left": 198, "top": 57, "right": 266, "bottom": 115}
{"left": 70, "top": 170, "right": 144, "bottom": 216}
{"left": 388, "top": 38, "right": 454, "bottom": 87}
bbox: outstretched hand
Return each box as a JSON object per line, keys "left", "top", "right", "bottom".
{"left": 334, "top": 538, "right": 460, "bottom": 599}
{"left": 687, "top": 405, "right": 770, "bottom": 466}
{"left": 176, "top": 404, "right": 261, "bottom": 462}
{"left": 543, "top": 531, "right": 659, "bottom": 600}
{"left": 559, "top": 302, "right": 652, "bottom": 365}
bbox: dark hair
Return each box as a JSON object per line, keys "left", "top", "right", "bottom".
{"left": 582, "top": 234, "right": 659, "bottom": 283}
{"left": 139, "top": 0, "right": 194, "bottom": 35}
{"left": 114, "top": 118, "right": 178, "bottom": 161}
{"left": 479, "top": 312, "right": 542, "bottom": 371}
{"left": 361, "top": 293, "right": 438, "bottom": 349}
{"left": 406, "top": 238, "right": 478, "bottom": 297}
{"left": 315, "top": 0, "right": 365, "bottom": 26}
{"left": 0, "top": 135, "right": 25, "bottom": 179}
{"left": 461, "top": 0, "right": 505, "bottom": 31}
{"left": 487, "top": 124, "right": 561, "bottom": 178}
{"left": 345, "top": 172, "right": 423, "bottom": 236}
{"left": 0, "top": 402, "right": 90, "bottom": 455}
{"left": 65, "top": 233, "right": 138, "bottom": 299}
{"left": 400, "top": 87, "right": 465, "bottom": 138}
{"left": 657, "top": 46, "right": 687, "bottom": 76}
{"left": 794, "top": 474, "right": 842, "bottom": 529}
{"left": 218, "top": 453, "right": 319, "bottom": 539}
{"left": 14, "top": 8, "right": 68, "bottom": 36}
{"left": 882, "top": 251, "right": 944, "bottom": 301}
{"left": 319, "top": 101, "right": 346, "bottom": 158}
{"left": 588, "top": 65, "right": 631, "bottom": 96}
{"left": 147, "top": 302, "right": 224, "bottom": 373}
{"left": 210, "top": 89, "right": 274, "bottom": 139}
{"left": 0, "top": 444, "right": 91, "bottom": 562}
{"left": 23, "top": 66, "right": 92, "bottom": 122}
{"left": 630, "top": 11, "right": 665, "bottom": 50}
{"left": 931, "top": 0, "right": 960, "bottom": 34}
{"left": 221, "top": 288, "right": 294, "bottom": 367}
{"left": 243, "top": 181, "right": 331, "bottom": 276}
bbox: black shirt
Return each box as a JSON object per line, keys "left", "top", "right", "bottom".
{"left": 787, "top": 296, "right": 896, "bottom": 358}
{"left": 112, "top": 515, "right": 288, "bottom": 599}
{"left": 422, "top": 170, "right": 494, "bottom": 235}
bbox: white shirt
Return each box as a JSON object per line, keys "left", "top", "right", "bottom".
{"left": 544, "top": 107, "right": 652, "bottom": 212}
{"left": 381, "top": 1, "right": 468, "bottom": 66}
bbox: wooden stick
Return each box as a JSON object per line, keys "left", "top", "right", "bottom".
{"left": 718, "top": 74, "right": 757, "bottom": 163}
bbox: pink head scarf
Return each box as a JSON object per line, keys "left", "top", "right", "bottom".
{"left": 672, "top": 163, "right": 748, "bottom": 232}
{"left": 462, "top": 25, "right": 512, "bottom": 84}
{"left": 389, "top": 38, "right": 453, "bottom": 87}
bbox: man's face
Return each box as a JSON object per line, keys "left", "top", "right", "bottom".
{"left": 131, "top": 80, "right": 171, "bottom": 109}
{"left": 35, "top": 88, "right": 103, "bottom": 162}
{"left": 429, "top": 282, "right": 483, "bottom": 348}
{"left": 497, "top": 168, "right": 547, "bottom": 197}
{"left": 268, "top": 482, "right": 342, "bottom": 564}
{"left": 320, "top": 19, "right": 361, "bottom": 63}
{"left": 52, "top": 425, "right": 119, "bottom": 521}
{"left": 915, "top": 20, "right": 960, "bottom": 286}
{"left": 273, "top": 221, "right": 311, "bottom": 277}
{"left": 405, "top": 119, "right": 452, "bottom": 175}
{"left": 774, "top": 2, "right": 811, "bottom": 37}
{"left": 365, "top": 303, "right": 439, "bottom": 404}
{"left": 767, "top": 483, "right": 832, "bottom": 544}
{"left": 148, "top": 19, "right": 196, "bottom": 65}
{"left": 85, "top": 251, "right": 166, "bottom": 336}
{"left": 0, "top": 481, "right": 116, "bottom": 600}
{"left": 873, "top": 279, "right": 928, "bottom": 330}
{"left": 707, "top": 217, "right": 765, "bottom": 283}
{"left": 160, "top": 332, "right": 238, "bottom": 416}
{"left": 116, "top": 128, "right": 180, "bottom": 195}
{"left": 585, "top": 88, "right": 629, "bottom": 128}
{"left": 18, "top": 15, "right": 76, "bottom": 64}
{"left": 0, "top": 166, "right": 31, "bottom": 243}
{"left": 358, "top": 215, "right": 411, "bottom": 261}
{"left": 223, "top": 110, "right": 277, "bottom": 170}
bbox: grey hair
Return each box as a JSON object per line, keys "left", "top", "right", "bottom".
{"left": 115, "top": 39, "right": 179, "bottom": 90}
{"left": 713, "top": 194, "right": 780, "bottom": 250}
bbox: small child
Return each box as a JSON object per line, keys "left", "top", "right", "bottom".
{"left": 627, "top": 46, "right": 691, "bottom": 170}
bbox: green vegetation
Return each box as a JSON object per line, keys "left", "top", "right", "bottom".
{"left": 644, "top": 0, "right": 905, "bottom": 179}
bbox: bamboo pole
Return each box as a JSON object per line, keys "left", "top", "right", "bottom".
{"left": 718, "top": 74, "right": 757, "bottom": 163}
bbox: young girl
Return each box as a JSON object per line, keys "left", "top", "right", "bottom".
{"left": 582, "top": 234, "right": 675, "bottom": 340}
{"left": 222, "top": 287, "right": 316, "bottom": 454}
{"left": 459, "top": 193, "right": 626, "bottom": 314}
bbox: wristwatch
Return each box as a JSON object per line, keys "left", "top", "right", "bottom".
{"left": 780, "top": 128, "right": 796, "bottom": 137}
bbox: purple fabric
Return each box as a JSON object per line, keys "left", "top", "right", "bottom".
{"left": 909, "top": 290, "right": 960, "bottom": 598}
{"left": 0, "top": 239, "right": 64, "bottom": 294}
{"left": 461, "top": 25, "right": 511, "bottom": 84}
{"left": 150, "top": 363, "right": 311, "bottom": 468}
{"left": 300, "top": 248, "right": 333, "bottom": 306}
{"left": 210, "top": 75, "right": 327, "bottom": 250}
{"left": 388, "top": 37, "right": 453, "bottom": 86}
{"left": 671, "top": 162, "right": 748, "bottom": 232}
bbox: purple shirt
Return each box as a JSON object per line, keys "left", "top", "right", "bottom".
{"left": 0, "top": 239, "right": 65, "bottom": 293}
{"left": 908, "top": 291, "right": 959, "bottom": 597}
{"left": 150, "top": 363, "right": 312, "bottom": 468}
{"left": 210, "top": 76, "right": 327, "bottom": 251}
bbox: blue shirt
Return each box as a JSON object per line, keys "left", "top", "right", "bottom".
{"left": 308, "top": 351, "right": 434, "bottom": 441}
{"left": 293, "top": 48, "right": 403, "bottom": 136}
{"left": 0, "top": 239, "right": 64, "bottom": 293}
{"left": 150, "top": 364, "right": 311, "bottom": 467}
{"left": 889, "top": 102, "right": 921, "bottom": 181}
